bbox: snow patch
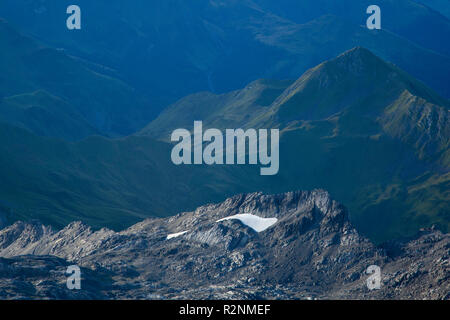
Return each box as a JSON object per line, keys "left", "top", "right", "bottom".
{"left": 216, "top": 214, "right": 277, "bottom": 232}
{"left": 167, "top": 230, "right": 188, "bottom": 240}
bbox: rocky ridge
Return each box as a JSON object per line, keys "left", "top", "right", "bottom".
{"left": 0, "top": 190, "right": 448, "bottom": 299}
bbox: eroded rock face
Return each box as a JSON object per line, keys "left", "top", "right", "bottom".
{"left": 0, "top": 190, "right": 448, "bottom": 300}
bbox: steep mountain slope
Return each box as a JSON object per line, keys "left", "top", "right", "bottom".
{"left": 1, "top": 0, "right": 450, "bottom": 104}
{"left": 254, "top": 48, "right": 449, "bottom": 167}
{"left": 0, "top": 19, "right": 153, "bottom": 139}
{"left": 265, "top": 49, "right": 449, "bottom": 239}
{"left": 0, "top": 191, "right": 448, "bottom": 300}
{"left": 144, "top": 48, "right": 450, "bottom": 241}
{"left": 277, "top": 48, "right": 450, "bottom": 239}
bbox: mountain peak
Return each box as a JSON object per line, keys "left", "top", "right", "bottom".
{"left": 338, "top": 46, "right": 378, "bottom": 59}
{"left": 320, "top": 46, "right": 392, "bottom": 77}
{"left": 264, "top": 47, "right": 448, "bottom": 124}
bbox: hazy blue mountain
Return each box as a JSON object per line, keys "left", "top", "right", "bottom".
{"left": 417, "top": 0, "right": 450, "bottom": 19}
{"left": 1, "top": 0, "right": 449, "bottom": 115}
{"left": 0, "top": 19, "right": 153, "bottom": 139}
{"left": 255, "top": 0, "right": 450, "bottom": 56}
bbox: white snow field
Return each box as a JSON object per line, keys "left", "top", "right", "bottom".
{"left": 166, "top": 230, "right": 189, "bottom": 240}
{"left": 216, "top": 214, "right": 278, "bottom": 232}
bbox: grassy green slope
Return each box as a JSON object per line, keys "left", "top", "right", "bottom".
{"left": 0, "top": 123, "right": 261, "bottom": 230}
{"left": 141, "top": 79, "right": 294, "bottom": 141}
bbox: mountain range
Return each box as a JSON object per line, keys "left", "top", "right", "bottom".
{"left": 0, "top": 190, "right": 448, "bottom": 299}
{"left": 0, "top": 2, "right": 448, "bottom": 300}
{"left": 1, "top": 0, "right": 450, "bottom": 116}
{"left": 0, "top": 46, "right": 447, "bottom": 242}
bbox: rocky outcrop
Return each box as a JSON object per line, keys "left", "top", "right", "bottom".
{"left": 0, "top": 255, "right": 114, "bottom": 299}
{"left": 0, "top": 190, "right": 448, "bottom": 300}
